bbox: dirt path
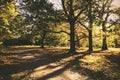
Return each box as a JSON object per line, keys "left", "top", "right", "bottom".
{"left": 0, "top": 46, "right": 87, "bottom": 80}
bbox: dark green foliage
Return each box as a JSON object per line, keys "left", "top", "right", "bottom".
{"left": 3, "top": 38, "right": 32, "bottom": 46}
{"left": 20, "top": 0, "right": 62, "bottom": 47}
{"left": 0, "top": 0, "right": 13, "bottom": 6}
{"left": 1, "top": 0, "right": 120, "bottom": 50}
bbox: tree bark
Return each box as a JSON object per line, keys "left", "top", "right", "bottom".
{"left": 114, "top": 38, "right": 119, "bottom": 48}
{"left": 69, "top": 21, "right": 76, "bottom": 53}
{"left": 102, "top": 35, "right": 108, "bottom": 50}
{"left": 101, "top": 21, "right": 108, "bottom": 50}
{"left": 88, "top": 1, "right": 93, "bottom": 52}
{"left": 88, "top": 29, "right": 93, "bottom": 52}
{"left": 41, "top": 31, "right": 46, "bottom": 48}
{"left": 61, "top": 0, "right": 88, "bottom": 54}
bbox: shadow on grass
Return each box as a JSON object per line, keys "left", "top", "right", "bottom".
{"left": 105, "top": 54, "right": 120, "bottom": 65}
{"left": 37, "top": 51, "right": 117, "bottom": 80}
{"left": 0, "top": 47, "right": 120, "bottom": 80}
{"left": 70, "top": 51, "right": 120, "bottom": 80}
{"left": 70, "top": 56, "right": 107, "bottom": 80}
{"left": 37, "top": 53, "right": 88, "bottom": 80}
{"left": 0, "top": 47, "right": 83, "bottom": 80}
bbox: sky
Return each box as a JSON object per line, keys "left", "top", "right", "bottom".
{"left": 111, "top": 0, "right": 120, "bottom": 8}
{"left": 48, "top": 0, "right": 62, "bottom": 9}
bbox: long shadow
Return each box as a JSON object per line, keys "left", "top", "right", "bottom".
{"left": 0, "top": 49, "right": 41, "bottom": 55}
{"left": 105, "top": 54, "right": 120, "bottom": 65}
{"left": 70, "top": 52, "right": 120, "bottom": 80}
{"left": 70, "top": 55, "right": 106, "bottom": 80}
{"left": 37, "top": 53, "right": 88, "bottom": 80}
{"left": 2, "top": 47, "right": 118, "bottom": 80}
{"left": 92, "top": 50, "right": 102, "bottom": 53}
{"left": 38, "top": 61, "right": 71, "bottom": 80}
{"left": 0, "top": 48, "right": 83, "bottom": 80}
{"left": 0, "top": 48, "right": 68, "bottom": 57}
{"left": 36, "top": 51, "right": 120, "bottom": 80}
{"left": 36, "top": 50, "right": 120, "bottom": 80}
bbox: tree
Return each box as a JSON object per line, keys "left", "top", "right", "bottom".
{"left": 114, "top": 8, "right": 120, "bottom": 47}
{"left": 97, "top": 0, "right": 114, "bottom": 50}
{"left": 61, "top": 0, "right": 90, "bottom": 53}
{"left": 20, "top": 0, "right": 56, "bottom": 48}
{"left": 0, "top": 0, "right": 18, "bottom": 41}
{"left": 77, "top": 0, "right": 100, "bottom": 52}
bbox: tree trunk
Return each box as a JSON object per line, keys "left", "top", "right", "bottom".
{"left": 69, "top": 21, "right": 76, "bottom": 53}
{"left": 41, "top": 31, "right": 46, "bottom": 48}
{"left": 101, "top": 9, "right": 109, "bottom": 50}
{"left": 114, "top": 38, "right": 119, "bottom": 48}
{"left": 88, "top": 30, "right": 93, "bottom": 52}
{"left": 102, "top": 35, "right": 108, "bottom": 50}
{"left": 101, "top": 23, "right": 108, "bottom": 50}
{"left": 88, "top": 1, "right": 93, "bottom": 52}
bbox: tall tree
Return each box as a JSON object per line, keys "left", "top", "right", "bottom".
{"left": 0, "top": 0, "right": 18, "bottom": 40}
{"left": 86, "top": 0, "right": 94, "bottom": 52}
{"left": 97, "top": 0, "right": 113, "bottom": 50}
{"left": 20, "top": 0, "right": 56, "bottom": 48}
{"left": 77, "top": 0, "right": 99, "bottom": 52}
{"left": 112, "top": 8, "right": 120, "bottom": 48}
{"left": 61, "top": 0, "right": 90, "bottom": 53}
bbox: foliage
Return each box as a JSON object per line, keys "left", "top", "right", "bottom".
{"left": 19, "top": 0, "right": 64, "bottom": 47}
{"left": 1, "top": 0, "right": 120, "bottom": 49}
{"left": 0, "top": 0, "right": 22, "bottom": 47}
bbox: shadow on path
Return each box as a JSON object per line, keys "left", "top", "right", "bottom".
{"left": 0, "top": 47, "right": 85, "bottom": 80}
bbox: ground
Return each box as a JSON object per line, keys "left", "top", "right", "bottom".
{"left": 0, "top": 46, "right": 120, "bottom": 80}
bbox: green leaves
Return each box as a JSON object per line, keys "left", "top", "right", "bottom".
{"left": 0, "top": 0, "right": 20, "bottom": 40}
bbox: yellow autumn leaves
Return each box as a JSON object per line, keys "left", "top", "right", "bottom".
{"left": 0, "top": 0, "right": 18, "bottom": 26}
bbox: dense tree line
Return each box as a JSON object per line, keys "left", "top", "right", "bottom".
{"left": 61, "top": 0, "right": 120, "bottom": 53}
{"left": 0, "top": 0, "right": 120, "bottom": 53}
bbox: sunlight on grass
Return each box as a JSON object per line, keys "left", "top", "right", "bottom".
{"left": 11, "top": 71, "right": 29, "bottom": 80}
{"left": 0, "top": 47, "right": 120, "bottom": 80}
{"left": 79, "top": 52, "right": 120, "bottom": 80}
{"left": 80, "top": 55, "right": 106, "bottom": 71}
{"left": 80, "top": 55, "right": 104, "bottom": 63}
{"left": 0, "top": 42, "right": 3, "bottom": 45}
{"left": 109, "top": 48, "right": 120, "bottom": 51}
{"left": 12, "top": 45, "right": 40, "bottom": 48}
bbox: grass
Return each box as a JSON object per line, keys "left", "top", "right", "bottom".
{"left": 0, "top": 46, "right": 120, "bottom": 80}
{"left": 73, "top": 48, "right": 120, "bottom": 80}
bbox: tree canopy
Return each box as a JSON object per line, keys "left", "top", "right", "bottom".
{"left": 0, "top": 0, "right": 120, "bottom": 52}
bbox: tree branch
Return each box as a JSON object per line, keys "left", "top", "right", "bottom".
{"left": 61, "top": 0, "right": 69, "bottom": 19}
{"left": 77, "top": 21, "right": 89, "bottom": 30}
{"left": 75, "top": 0, "right": 90, "bottom": 20}
{"left": 53, "top": 30, "right": 70, "bottom": 35}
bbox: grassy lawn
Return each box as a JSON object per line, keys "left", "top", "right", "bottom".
{"left": 0, "top": 46, "right": 120, "bottom": 80}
